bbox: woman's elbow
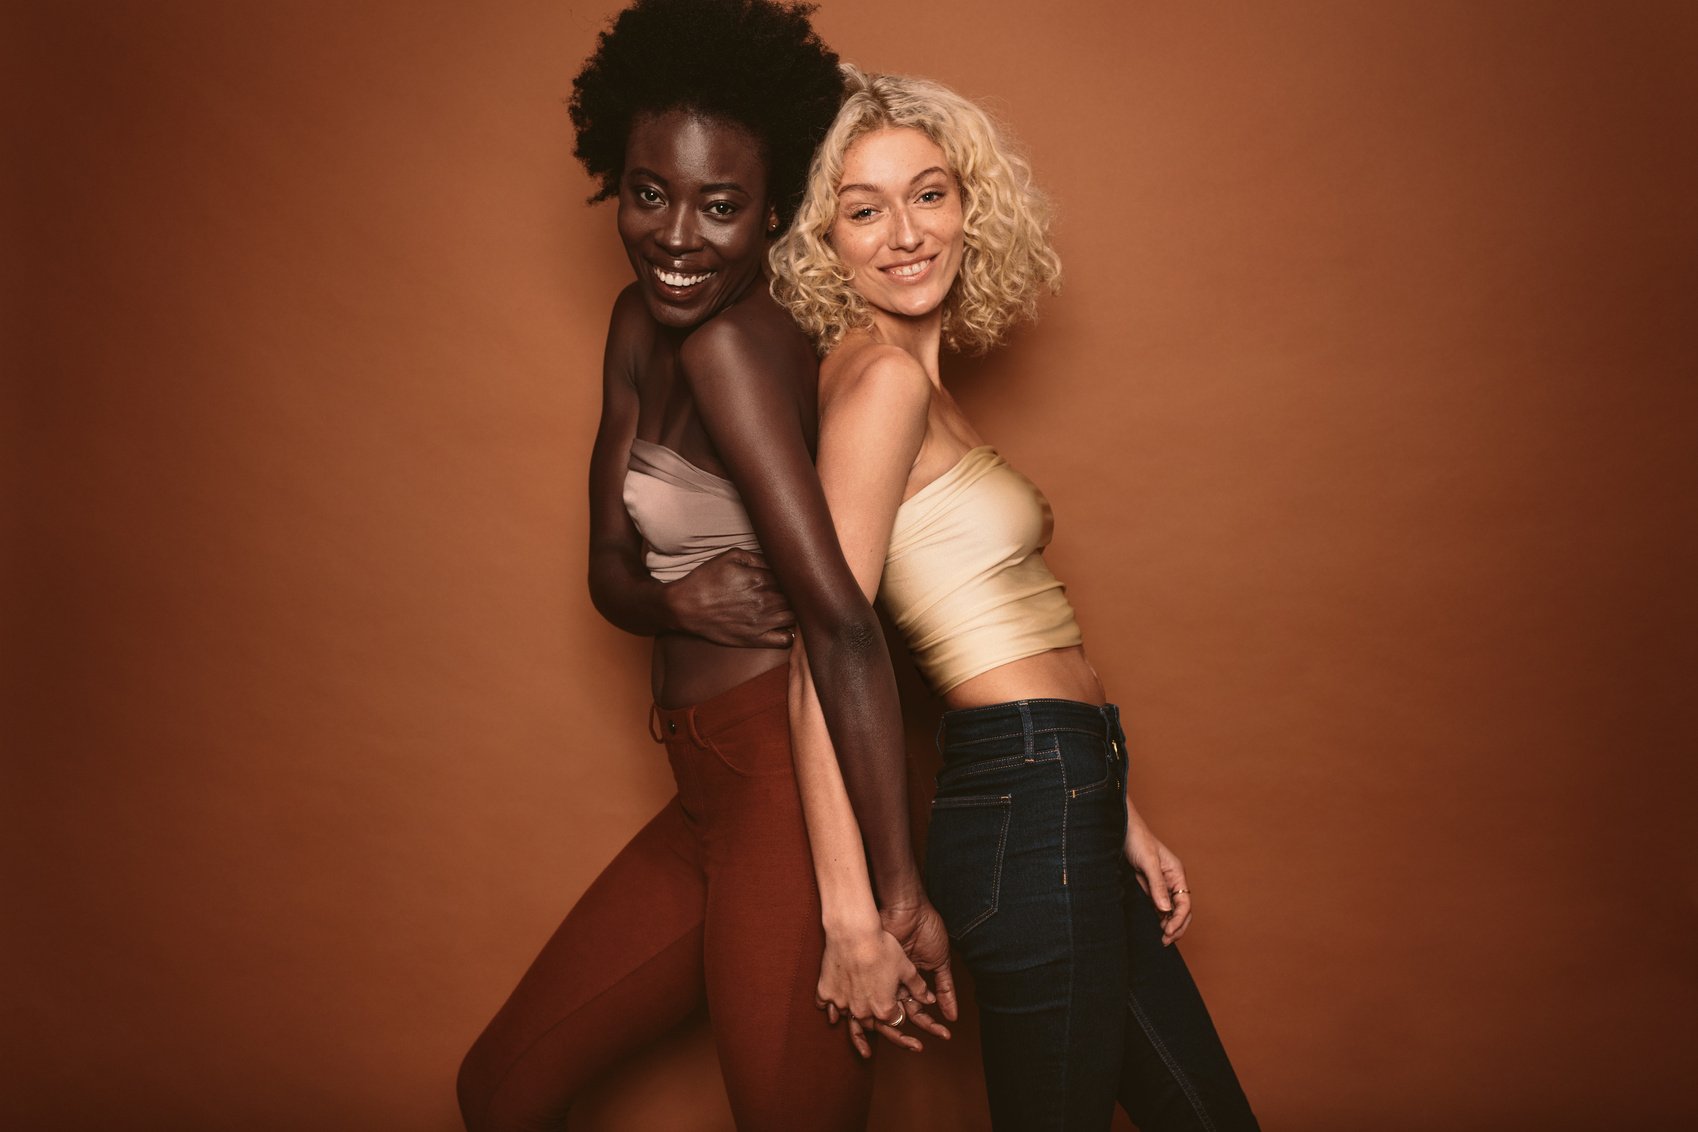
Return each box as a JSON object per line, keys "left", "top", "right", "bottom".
{"left": 803, "top": 606, "right": 885, "bottom": 664}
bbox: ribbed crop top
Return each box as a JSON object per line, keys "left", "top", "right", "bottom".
{"left": 880, "top": 446, "right": 1083, "bottom": 694}
{"left": 622, "top": 438, "right": 759, "bottom": 581}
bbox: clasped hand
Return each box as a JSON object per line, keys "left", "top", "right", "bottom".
{"left": 816, "top": 900, "right": 958, "bottom": 1058}
{"left": 665, "top": 548, "right": 795, "bottom": 647}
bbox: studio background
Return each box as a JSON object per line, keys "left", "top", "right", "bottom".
{"left": 6, "top": 1, "right": 1695, "bottom": 1128}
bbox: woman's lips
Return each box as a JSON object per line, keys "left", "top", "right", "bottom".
{"left": 881, "top": 254, "right": 936, "bottom": 283}
{"left": 650, "top": 264, "right": 716, "bottom": 295}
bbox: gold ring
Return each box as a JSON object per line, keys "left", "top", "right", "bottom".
{"left": 885, "top": 1002, "right": 906, "bottom": 1029}
{"left": 1173, "top": 887, "right": 1190, "bottom": 895}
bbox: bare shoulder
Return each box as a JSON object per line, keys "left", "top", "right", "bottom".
{"left": 605, "top": 283, "right": 653, "bottom": 381}
{"left": 608, "top": 282, "right": 652, "bottom": 340}
{"left": 678, "top": 290, "right": 812, "bottom": 388}
{"left": 821, "top": 336, "right": 931, "bottom": 416}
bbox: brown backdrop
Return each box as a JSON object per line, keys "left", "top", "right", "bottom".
{"left": 7, "top": 1, "right": 1695, "bottom": 1129}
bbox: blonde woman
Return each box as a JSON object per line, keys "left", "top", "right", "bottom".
{"left": 768, "top": 69, "right": 1261, "bottom": 1130}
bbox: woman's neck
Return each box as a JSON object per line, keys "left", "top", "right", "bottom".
{"left": 867, "top": 306, "right": 945, "bottom": 385}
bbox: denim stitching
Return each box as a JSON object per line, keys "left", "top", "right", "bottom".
{"left": 1128, "top": 992, "right": 1218, "bottom": 1132}
{"left": 945, "top": 728, "right": 1029, "bottom": 747}
{"left": 1031, "top": 724, "right": 1113, "bottom": 737}
{"left": 929, "top": 794, "right": 1012, "bottom": 937}
{"left": 945, "top": 723, "right": 1111, "bottom": 749}
{"left": 1059, "top": 759, "right": 1075, "bottom": 1118}
{"left": 1058, "top": 746, "right": 1070, "bottom": 888}
{"left": 940, "top": 745, "right": 1061, "bottom": 783}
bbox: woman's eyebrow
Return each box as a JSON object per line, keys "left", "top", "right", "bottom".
{"left": 839, "top": 166, "right": 950, "bottom": 196}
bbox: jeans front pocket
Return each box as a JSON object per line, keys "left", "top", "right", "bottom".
{"left": 924, "top": 793, "right": 1013, "bottom": 940}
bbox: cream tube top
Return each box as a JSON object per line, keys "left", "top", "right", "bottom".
{"left": 881, "top": 446, "right": 1083, "bottom": 694}
{"left": 622, "top": 438, "right": 760, "bottom": 581}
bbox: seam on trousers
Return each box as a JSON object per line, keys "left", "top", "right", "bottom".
{"left": 1059, "top": 760, "right": 1073, "bottom": 1125}
{"left": 1127, "top": 991, "right": 1218, "bottom": 1132}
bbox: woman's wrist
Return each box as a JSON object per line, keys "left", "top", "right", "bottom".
{"left": 869, "top": 860, "right": 925, "bottom": 912}
{"left": 822, "top": 899, "right": 882, "bottom": 939}
{"left": 654, "top": 577, "right": 687, "bottom": 634}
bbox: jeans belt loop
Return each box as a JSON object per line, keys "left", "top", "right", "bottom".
{"left": 1018, "top": 702, "right": 1034, "bottom": 757}
{"left": 934, "top": 712, "right": 949, "bottom": 754}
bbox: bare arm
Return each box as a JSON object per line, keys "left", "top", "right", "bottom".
{"left": 786, "top": 636, "right": 941, "bottom": 1054}
{"left": 586, "top": 290, "right": 795, "bottom": 646}
{"left": 680, "top": 317, "right": 922, "bottom": 908}
{"left": 786, "top": 349, "right": 959, "bottom": 1037}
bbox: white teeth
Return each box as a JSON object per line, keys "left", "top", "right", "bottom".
{"left": 653, "top": 266, "right": 714, "bottom": 288}
{"left": 887, "top": 259, "right": 930, "bottom": 278}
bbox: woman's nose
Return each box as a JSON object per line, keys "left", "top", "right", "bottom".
{"left": 888, "top": 208, "right": 921, "bottom": 251}
{"left": 658, "top": 207, "right": 700, "bottom": 253}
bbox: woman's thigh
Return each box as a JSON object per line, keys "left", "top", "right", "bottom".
{"left": 457, "top": 799, "right": 708, "bottom": 1132}
{"left": 1119, "top": 880, "right": 1261, "bottom": 1132}
{"left": 682, "top": 679, "right": 872, "bottom": 1132}
{"left": 926, "top": 717, "right": 1129, "bottom": 1132}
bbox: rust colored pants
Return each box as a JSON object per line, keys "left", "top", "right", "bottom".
{"left": 457, "top": 665, "right": 871, "bottom": 1131}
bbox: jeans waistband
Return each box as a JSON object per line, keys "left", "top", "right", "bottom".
{"left": 649, "top": 663, "right": 787, "bottom": 748}
{"left": 936, "top": 697, "right": 1124, "bottom": 761}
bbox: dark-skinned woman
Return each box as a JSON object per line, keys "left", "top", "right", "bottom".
{"left": 455, "top": 4, "right": 953, "bottom": 1130}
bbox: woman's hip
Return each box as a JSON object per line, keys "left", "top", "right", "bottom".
{"left": 925, "top": 696, "right": 1130, "bottom": 947}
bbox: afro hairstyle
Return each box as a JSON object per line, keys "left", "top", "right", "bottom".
{"left": 569, "top": 0, "right": 843, "bottom": 230}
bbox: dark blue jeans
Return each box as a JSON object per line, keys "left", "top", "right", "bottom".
{"left": 924, "top": 699, "right": 1259, "bottom": 1132}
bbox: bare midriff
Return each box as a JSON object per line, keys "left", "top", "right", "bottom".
{"left": 652, "top": 635, "right": 789, "bottom": 711}
{"left": 941, "top": 643, "right": 1105, "bottom": 711}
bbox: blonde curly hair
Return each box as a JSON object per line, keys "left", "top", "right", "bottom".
{"left": 769, "top": 66, "right": 1062, "bottom": 355}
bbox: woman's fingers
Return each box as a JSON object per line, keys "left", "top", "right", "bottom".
{"left": 1162, "top": 859, "right": 1193, "bottom": 944}
{"left": 1164, "top": 886, "right": 1194, "bottom": 944}
{"left": 930, "top": 957, "right": 960, "bottom": 1022}
{"left": 903, "top": 999, "right": 951, "bottom": 1041}
{"left": 900, "top": 966, "right": 935, "bottom": 1007}
{"left": 853, "top": 994, "right": 927, "bottom": 1051}
{"left": 845, "top": 1017, "right": 873, "bottom": 1059}
{"left": 869, "top": 1016, "right": 923, "bottom": 1052}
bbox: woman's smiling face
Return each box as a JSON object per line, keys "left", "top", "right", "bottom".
{"left": 829, "top": 126, "right": 964, "bottom": 325}
{"left": 618, "top": 109, "right": 773, "bottom": 329}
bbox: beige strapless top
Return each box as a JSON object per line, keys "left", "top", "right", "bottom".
{"left": 880, "top": 446, "right": 1083, "bottom": 695}
{"left": 622, "top": 439, "right": 759, "bottom": 582}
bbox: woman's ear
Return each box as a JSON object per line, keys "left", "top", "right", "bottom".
{"left": 765, "top": 206, "right": 780, "bottom": 234}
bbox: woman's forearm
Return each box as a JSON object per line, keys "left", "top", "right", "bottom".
{"left": 588, "top": 545, "right": 680, "bottom": 637}
{"left": 788, "top": 642, "right": 882, "bottom": 930}
{"left": 799, "top": 608, "right": 923, "bottom": 909}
